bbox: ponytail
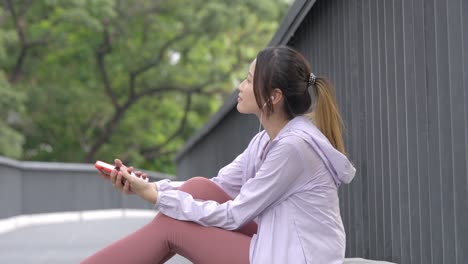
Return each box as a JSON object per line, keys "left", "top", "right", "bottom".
{"left": 306, "top": 77, "right": 346, "bottom": 155}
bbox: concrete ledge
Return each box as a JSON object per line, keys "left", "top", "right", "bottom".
{"left": 0, "top": 209, "right": 157, "bottom": 235}
{"left": 0, "top": 156, "right": 173, "bottom": 180}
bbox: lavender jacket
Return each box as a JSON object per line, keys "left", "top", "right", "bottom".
{"left": 155, "top": 116, "right": 356, "bottom": 263}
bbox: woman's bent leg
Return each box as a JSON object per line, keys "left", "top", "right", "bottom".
{"left": 177, "top": 177, "right": 258, "bottom": 237}
{"left": 82, "top": 213, "right": 250, "bottom": 264}
{"left": 81, "top": 177, "right": 255, "bottom": 264}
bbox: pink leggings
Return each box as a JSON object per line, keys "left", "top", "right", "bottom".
{"left": 81, "top": 177, "right": 257, "bottom": 264}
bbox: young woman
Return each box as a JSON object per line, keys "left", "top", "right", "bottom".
{"left": 82, "top": 46, "right": 356, "bottom": 264}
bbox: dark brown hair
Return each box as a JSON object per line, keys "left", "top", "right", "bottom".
{"left": 253, "top": 46, "right": 312, "bottom": 119}
{"left": 253, "top": 46, "right": 346, "bottom": 154}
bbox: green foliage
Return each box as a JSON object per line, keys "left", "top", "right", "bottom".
{"left": 0, "top": 72, "right": 25, "bottom": 158}
{"left": 1, "top": 0, "right": 289, "bottom": 174}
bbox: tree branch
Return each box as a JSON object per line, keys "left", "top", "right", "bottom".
{"left": 84, "top": 105, "right": 127, "bottom": 162}
{"left": 128, "top": 27, "right": 189, "bottom": 99}
{"left": 84, "top": 6, "right": 249, "bottom": 162}
{"left": 140, "top": 92, "right": 193, "bottom": 160}
{"left": 6, "top": 0, "right": 25, "bottom": 43}
{"left": 18, "top": 0, "right": 33, "bottom": 18}
{"left": 5, "top": 0, "right": 48, "bottom": 83}
{"left": 135, "top": 40, "right": 250, "bottom": 161}
{"left": 96, "top": 27, "right": 120, "bottom": 109}
{"left": 83, "top": 82, "right": 217, "bottom": 162}
{"left": 6, "top": 0, "right": 26, "bottom": 83}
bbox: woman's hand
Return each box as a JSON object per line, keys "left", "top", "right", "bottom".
{"left": 110, "top": 159, "right": 158, "bottom": 204}
{"left": 103, "top": 159, "right": 148, "bottom": 195}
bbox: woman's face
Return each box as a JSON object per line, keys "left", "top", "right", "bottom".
{"left": 237, "top": 60, "right": 260, "bottom": 115}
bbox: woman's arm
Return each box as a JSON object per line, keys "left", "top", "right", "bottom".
{"left": 155, "top": 179, "right": 185, "bottom": 192}
{"left": 209, "top": 151, "right": 246, "bottom": 198}
{"left": 153, "top": 149, "right": 245, "bottom": 198}
{"left": 112, "top": 146, "right": 247, "bottom": 204}
{"left": 209, "top": 132, "right": 264, "bottom": 198}
{"left": 157, "top": 140, "right": 304, "bottom": 230}
{"left": 155, "top": 145, "right": 247, "bottom": 197}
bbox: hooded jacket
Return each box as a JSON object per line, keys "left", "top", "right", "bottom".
{"left": 156, "top": 116, "right": 356, "bottom": 263}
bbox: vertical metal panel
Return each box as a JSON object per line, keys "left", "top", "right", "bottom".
{"left": 389, "top": 1, "right": 402, "bottom": 262}
{"left": 361, "top": 0, "right": 372, "bottom": 259}
{"left": 447, "top": 1, "right": 468, "bottom": 263}
{"left": 351, "top": 0, "right": 365, "bottom": 257}
{"left": 425, "top": 0, "right": 444, "bottom": 263}
{"left": 401, "top": 1, "right": 414, "bottom": 263}
{"left": 372, "top": 0, "right": 385, "bottom": 260}
{"left": 434, "top": 0, "right": 457, "bottom": 261}
{"left": 462, "top": 0, "right": 468, "bottom": 262}
{"left": 403, "top": 1, "right": 428, "bottom": 263}
{"left": 458, "top": 1, "right": 468, "bottom": 263}
{"left": 412, "top": 0, "right": 431, "bottom": 262}
{"left": 384, "top": 1, "right": 398, "bottom": 262}
{"left": 175, "top": 0, "right": 468, "bottom": 263}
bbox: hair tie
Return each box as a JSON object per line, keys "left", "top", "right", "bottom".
{"left": 308, "top": 73, "right": 317, "bottom": 87}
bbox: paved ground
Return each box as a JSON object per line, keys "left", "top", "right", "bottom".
{"left": 0, "top": 210, "right": 395, "bottom": 264}
{"left": 0, "top": 213, "right": 190, "bottom": 264}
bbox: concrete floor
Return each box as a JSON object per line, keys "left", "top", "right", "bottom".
{"left": 0, "top": 213, "right": 190, "bottom": 264}
{"left": 0, "top": 211, "right": 395, "bottom": 264}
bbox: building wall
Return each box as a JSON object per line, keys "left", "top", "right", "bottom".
{"left": 291, "top": 0, "right": 468, "bottom": 263}
{"left": 175, "top": 0, "right": 468, "bottom": 263}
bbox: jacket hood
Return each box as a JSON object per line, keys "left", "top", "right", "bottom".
{"left": 281, "top": 116, "right": 356, "bottom": 186}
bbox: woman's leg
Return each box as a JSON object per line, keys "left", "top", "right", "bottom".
{"left": 177, "top": 177, "right": 258, "bottom": 237}
{"left": 81, "top": 177, "right": 256, "bottom": 264}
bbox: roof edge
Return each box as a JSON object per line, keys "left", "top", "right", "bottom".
{"left": 269, "top": 0, "right": 317, "bottom": 46}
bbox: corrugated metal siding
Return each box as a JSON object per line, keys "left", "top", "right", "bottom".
{"left": 175, "top": 0, "right": 468, "bottom": 263}
{"left": 290, "top": 0, "right": 468, "bottom": 263}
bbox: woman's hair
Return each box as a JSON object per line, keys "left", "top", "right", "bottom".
{"left": 253, "top": 45, "right": 346, "bottom": 154}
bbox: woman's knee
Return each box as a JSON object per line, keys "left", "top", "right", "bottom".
{"left": 178, "top": 176, "right": 231, "bottom": 202}
{"left": 179, "top": 176, "right": 210, "bottom": 192}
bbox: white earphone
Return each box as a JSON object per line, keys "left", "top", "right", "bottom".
{"left": 259, "top": 96, "right": 275, "bottom": 133}
{"left": 262, "top": 96, "right": 275, "bottom": 108}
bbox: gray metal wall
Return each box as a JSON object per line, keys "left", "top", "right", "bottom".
{"left": 293, "top": 0, "right": 468, "bottom": 263}
{"left": 175, "top": 0, "right": 468, "bottom": 263}
{"left": 0, "top": 156, "right": 172, "bottom": 219}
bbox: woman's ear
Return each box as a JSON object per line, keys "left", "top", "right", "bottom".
{"left": 271, "top": 88, "right": 283, "bottom": 104}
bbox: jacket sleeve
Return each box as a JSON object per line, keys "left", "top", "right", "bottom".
{"left": 209, "top": 150, "right": 246, "bottom": 199}
{"left": 155, "top": 179, "right": 185, "bottom": 192}
{"left": 156, "top": 140, "right": 304, "bottom": 230}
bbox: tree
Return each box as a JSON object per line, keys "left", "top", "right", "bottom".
{"left": 1, "top": 0, "right": 289, "bottom": 173}
{"left": 0, "top": 4, "right": 24, "bottom": 158}
{"left": 0, "top": 72, "right": 25, "bottom": 158}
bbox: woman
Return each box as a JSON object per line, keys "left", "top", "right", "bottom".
{"left": 82, "top": 46, "right": 356, "bottom": 264}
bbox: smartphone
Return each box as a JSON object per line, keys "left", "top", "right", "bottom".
{"left": 94, "top": 160, "right": 141, "bottom": 180}
{"left": 94, "top": 160, "right": 117, "bottom": 176}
